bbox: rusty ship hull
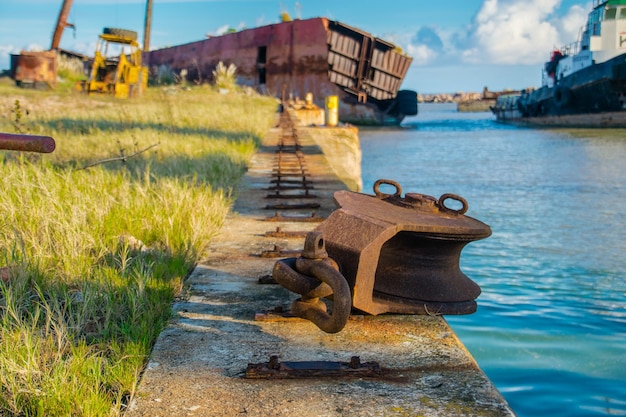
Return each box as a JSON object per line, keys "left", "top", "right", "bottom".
{"left": 144, "top": 17, "right": 417, "bottom": 125}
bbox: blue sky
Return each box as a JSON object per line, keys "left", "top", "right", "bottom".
{"left": 0, "top": 0, "right": 591, "bottom": 93}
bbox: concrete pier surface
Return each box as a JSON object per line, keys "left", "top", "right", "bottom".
{"left": 127, "top": 112, "right": 516, "bottom": 417}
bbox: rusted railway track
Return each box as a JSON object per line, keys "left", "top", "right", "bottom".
{"left": 261, "top": 110, "right": 324, "bottom": 257}
{"left": 264, "top": 111, "right": 322, "bottom": 213}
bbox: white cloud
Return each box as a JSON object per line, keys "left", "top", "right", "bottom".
{"left": 214, "top": 24, "right": 230, "bottom": 36}
{"left": 557, "top": 4, "right": 588, "bottom": 44}
{"left": 66, "top": 41, "right": 97, "bottom": 57}
{"left": 464, "top": 0, "right": 562, "bottom": 64}
{"left": 403, "top": 0, "right": 589, "bottom": 67}
{"left": 207, "top": 21, "right": 250, "bottom": 37}
{"left": 24, "top": 43, "right": 46, "bottom": 53}
{"left": 0, "top": 44, "right": 17, "bottom": 55}
{"left": 406, "top": 44, "right": 439, "bottom": 65}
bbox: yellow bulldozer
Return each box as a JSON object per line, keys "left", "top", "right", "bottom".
{"left": 77, "top": 27, "right": 148, "bottom": 98}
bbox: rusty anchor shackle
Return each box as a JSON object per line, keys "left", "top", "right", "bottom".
{"left": 272, "top": 232, "right": 352, "bottom": 333}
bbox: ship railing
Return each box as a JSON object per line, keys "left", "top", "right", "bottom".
{"left": 557, "top": 41, "right": 581, "bottom": 57}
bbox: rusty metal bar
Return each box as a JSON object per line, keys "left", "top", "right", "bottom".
{"left": 273, "top": 169, "right": 308, "bottom": 174}
{"left": 261, "top": 245, "right": 302, "bottom": 258}
{"left": 0, "top": 133, "right": 56, "bottom": 153}
{"left": 270, "top": 178, "right": 313, "bottom": 185}
{"left": 245, "top": 356, "right": 383, "bottom": 379}
{"left": 265, "top": 202, "right": 321, "bottom": 210}
{"left": 274, "top": 157, "right": 305, "bottom": 164}
{"left": 266, "top": 185, "right": 314, "bottom": 191}
{"left": 51, "top": 0, "right": 74, "bottom": 50}
{"left": 264, "top": 212, "right": 325, "bottom": 222}
{"left": 264, "top": 227, "right": 308, "bottom": 238}
{"left": 265, "top": 190, "right": 317, "bottom": 199}
{"left": 274, "top": 159, "right": 306, "bottom": 166}
{"left": 273, "top": 167, "right": 308, "bottom": 173}
{"left": 275, "top": 147, "right": 302, "bottom": 153}
{"left": 271, "top": 176, "right": 309, "bottom": 184}
{"left": 144, "top": 0, "right": 153, "bottom": 51}
{"left": 254, "top": 307, "right": 305, "bottom": 321}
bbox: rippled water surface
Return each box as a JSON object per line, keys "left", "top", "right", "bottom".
{"left": 359, "top": 103, "right": 626, "bottom": 417}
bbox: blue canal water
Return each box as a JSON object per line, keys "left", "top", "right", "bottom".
{"left": 358, "top": 103, "right": 626, "bottom": 417}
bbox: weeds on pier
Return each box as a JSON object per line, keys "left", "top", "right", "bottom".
{"left": 0, "top": 81, "right": 277, "bottom": 416}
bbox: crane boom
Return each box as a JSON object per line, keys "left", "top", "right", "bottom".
{"left": 50, "top": 0, "right": 74, "bottom": 50}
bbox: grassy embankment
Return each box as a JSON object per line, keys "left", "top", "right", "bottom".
{"left": 0, "top": 79, "right": 277, "bottom": 416}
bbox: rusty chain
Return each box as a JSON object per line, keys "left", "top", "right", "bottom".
{"left": 272, "top": 232, "right": 352, "bottom": 333}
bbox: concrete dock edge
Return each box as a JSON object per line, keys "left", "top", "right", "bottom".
{"left": 127, "top": 111, "right": 516, "bottom": 417}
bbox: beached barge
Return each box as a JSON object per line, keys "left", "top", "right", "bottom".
{"left": 144, "top": 17, "right": 418, "bottom": 125}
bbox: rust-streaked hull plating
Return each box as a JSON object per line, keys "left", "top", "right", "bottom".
{"left": 145, "top": 18, "right": 417, "bottom": 125}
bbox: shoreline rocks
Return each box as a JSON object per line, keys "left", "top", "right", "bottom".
{"left": 418, "top": 87, "right": 523, "bottom": 104}
{"left": 418, "top": 91, "right": 484, "bottom": 103}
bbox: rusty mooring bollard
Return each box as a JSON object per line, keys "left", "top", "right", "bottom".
{"left": 0, "top": 132, "right": 56, "bottom": 154}
{"left": 272, "top": 179, "right": 492, "bottom": 333}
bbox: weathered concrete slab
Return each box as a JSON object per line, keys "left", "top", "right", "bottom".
{"left": 127, "top": 112, "right": 516, "bottom": 417}
{"left": 303, "top": 124, "right": 362, "bottom": 192}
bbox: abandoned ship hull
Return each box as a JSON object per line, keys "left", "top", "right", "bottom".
{"left": 144, "top": 17, "right": 417, "bottom": 125}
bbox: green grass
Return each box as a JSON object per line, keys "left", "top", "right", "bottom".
{"left": 0, "top": 81, "right": 278, "bottom": 416}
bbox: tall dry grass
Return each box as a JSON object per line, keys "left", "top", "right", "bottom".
{"left": 0, "top": 81, "right": 278, "bottom": 416}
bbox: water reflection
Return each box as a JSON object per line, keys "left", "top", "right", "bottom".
{"left": 359, "top": 104, "right": 626, "bottom": 417}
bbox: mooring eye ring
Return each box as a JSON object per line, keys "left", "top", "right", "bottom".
{"left": 439, "top": 193, "right": 468, "bottom": 215}
{"left": 373, "top": 179, "right": 402, "bottom": 198}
